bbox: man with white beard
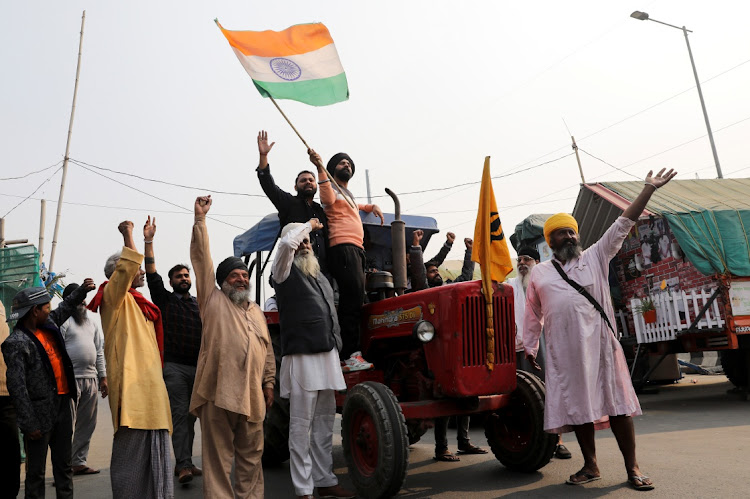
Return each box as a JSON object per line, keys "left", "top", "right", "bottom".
{"left": 506, "top": 246, "right": 570, "bottom": 459}
{"left": 189, "top": 195, "right": 276, "bottom": 498}
{"left": 272, "top": 220, "right": 354, "bottom": 499}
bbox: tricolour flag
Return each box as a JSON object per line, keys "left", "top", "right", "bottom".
{"left": 472, "top": 157, "right": 513, "bottom": 285}
{"left": 216, "top": 21, "right": 349, "bottom": 106}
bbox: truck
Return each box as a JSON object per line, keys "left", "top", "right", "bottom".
{"left": 234, "top": 190, "right": 557, "bottom": 498}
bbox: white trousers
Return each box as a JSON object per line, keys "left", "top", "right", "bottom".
{"left": 288, "top": 376, "right": 338, "bottom": 496}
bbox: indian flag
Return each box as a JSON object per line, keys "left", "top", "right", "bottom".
{"left": 216, "top": 21, "right": 349, "bottom": 106}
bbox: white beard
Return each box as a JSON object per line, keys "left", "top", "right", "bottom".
{"left": 294, "top": 251, "right": 320, "bottom": 278}
{"left": 520, "top": 271, "right": 531, "bottom": 292}
{"left": 221, "top": 281, "right": 251, "bottom": 305}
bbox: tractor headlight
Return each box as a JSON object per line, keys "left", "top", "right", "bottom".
{"left": 413, "top": 320, "right": 435, "bottom": 343}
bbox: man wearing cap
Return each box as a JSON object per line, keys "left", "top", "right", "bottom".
{"left": 60, "top": 283, "right": 108, "bottom": 476}
{"left": 89, "top": 220, "right": 173, "bottom": 498}
{"left": 189, "top": 195, "right": 275, "bottom": 498}
{"left": 307, "top": 148, "right": 384, "bottom": 372}
{"left": 524, "top": 168, "right": 675, "bottom": 490}
{"left": 2, "top": 279, "right": 94, "bottom": 498}
{"left": 143, "top": 216, "right": 203, "bottom": 484}
{"left": 257, "top": 130, "right": 330, "bottom": 276}
{"left": 506, "top": 246, "right": 571, "bottom": 460}
{"left": 272, "top": 219, "right": 354, "bottom": 499}
{"left": 0, "top": 300, "right": 21, "bottom": 498}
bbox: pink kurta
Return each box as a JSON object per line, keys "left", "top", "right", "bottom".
{"left": 523, "top": 216, "right": 641, "bottom": 433}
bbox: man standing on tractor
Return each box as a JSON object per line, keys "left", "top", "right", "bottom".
{"left": 257, "top": 130, "right": 330, "bottom": 276}
{"left": 307, "top": 148, "right": 383, "bottom": 372}
{"left": 506, "top": 246, "right": 571, "bottom": 460}
{"left": 409, "top": 230, "right": 487, "bottom": 462}
{"left": 524, "top": 168, "right": 676, "bottom": 491}
{"left": 272, "top": 219, "right": 355, "bottom": 499}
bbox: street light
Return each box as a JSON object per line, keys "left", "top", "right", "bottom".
{"left": 630, "top": 10, "right": 723, "bottom": 179}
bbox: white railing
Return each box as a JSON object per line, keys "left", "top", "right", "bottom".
{"left": 630, "top": 288, "right": 725, "bottom": 344}
{"left": 615, "top": 310, "right": 630, "bottom": 340}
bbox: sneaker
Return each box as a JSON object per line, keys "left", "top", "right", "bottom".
{"left": 342, "top": 351, "right": 373, "bottom": 372}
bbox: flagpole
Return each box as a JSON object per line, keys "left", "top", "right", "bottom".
{"left": 49, "top": 10, "right": 86, "bottom": 272}
{"left": 268, "top": 96, "right": 357, "bottom": 210}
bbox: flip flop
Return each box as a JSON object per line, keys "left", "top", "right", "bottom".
{"left": 628, "top": 475, "right": 655, "bottom": 491}
{"left": 566, "top": 469, "right": 601, "bottom": 485}
{"left": 457, "top": 444, "right": 488, "bottom": 455}
{"left": 433, "top": 451, "right": 460, "bottom": 462}
{"left": 73, "top": 467, "right": 100, "bottom": 475}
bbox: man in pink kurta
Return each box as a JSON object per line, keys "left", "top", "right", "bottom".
{"left": 524, "top": 168, "right": 676, "bottom": 491}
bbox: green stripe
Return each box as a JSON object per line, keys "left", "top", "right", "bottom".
{"left": 253, "top": 73, "right": 349, "bottom": 107}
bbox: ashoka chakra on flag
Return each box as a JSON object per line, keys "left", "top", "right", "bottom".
{"left": 216, "top": 20, "right": 349, "bottom": 107}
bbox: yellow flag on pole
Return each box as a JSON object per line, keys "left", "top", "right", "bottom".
{"left": 471, "top": 157, "right": 513, "bottom": 285}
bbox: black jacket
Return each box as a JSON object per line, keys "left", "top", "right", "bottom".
{"left": 1, "top": 286, "right": 87, "bottom": 433}
{"left": 257, "top": 164, "right": 329, "bottom": 274}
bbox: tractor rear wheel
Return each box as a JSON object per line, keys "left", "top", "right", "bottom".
{"left": 342, "top": 382, "right": 409, "bottom": 499}
{"left": 262, "top": 324, "right": 290, "bottom": 466}
{"left": 485, "top": 370, "right": 557, "bottom": 472}
{"left": 720, "top": 349, "right": 748, "bottom": 389}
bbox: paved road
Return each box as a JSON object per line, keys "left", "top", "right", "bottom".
{"left": 23, "top": 374, "right": 749, "bottom": 497}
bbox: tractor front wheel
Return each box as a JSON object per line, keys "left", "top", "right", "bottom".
{"left": 485, "top": 370, "right": 557, "bottom": 472}
{"left": 342, "top": 382, "right": 409, "bottom": 499}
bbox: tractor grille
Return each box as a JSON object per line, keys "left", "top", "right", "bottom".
{"left": 461, "top": 294, "right": 514, "bottom": 367}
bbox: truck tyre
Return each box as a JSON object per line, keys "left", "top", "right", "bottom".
{"left": 720, "top": 349, "right": 748, "bottom": 389}
{"left": 342, "top": 382, "right": 409, "bottom": 499}
{"left": 262, "top": 324, "right": 291, "bottom": 466}
{"left": 485, "top": 370, "right": 557, "bottom": 472}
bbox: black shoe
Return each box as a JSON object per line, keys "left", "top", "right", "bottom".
{"left": 555, "top": 444, "right": 572, "bottom": 459}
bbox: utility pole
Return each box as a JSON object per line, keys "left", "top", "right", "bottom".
{"left": 571, "top": 136, "right": 585, "bottom": 183}
{"left": 0, "top": 218, "right": 29, "bottom": 249}
{"left": 49, "top": 10, "right": 86, "bottom": 272}
{"left": 39, "top": 200, "right": 47, "bottom": 264}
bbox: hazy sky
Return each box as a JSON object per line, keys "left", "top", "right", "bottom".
{"left": 2, "top": 1, "right": 749, "bottom": 304}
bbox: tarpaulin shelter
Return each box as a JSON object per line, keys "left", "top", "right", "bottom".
{"left": 573, "top": 179, "right": 750, "bottom": 276}
{"left": 0, "top": 244, "right": 42, "bottom": 316}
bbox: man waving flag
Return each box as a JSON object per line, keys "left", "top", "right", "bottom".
{"left": 216, "top": 21, "right": 349, "bottom": 106}
{"left": 471, "top": 156, "right": 513, "bottom": 369}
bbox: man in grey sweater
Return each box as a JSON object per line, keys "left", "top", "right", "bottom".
{"left": 60, "top": 283, "right": 108, "bottom": 475}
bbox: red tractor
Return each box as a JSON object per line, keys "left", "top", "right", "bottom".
{"left": 239, "top": 192, "right": 556, "bottom": 498}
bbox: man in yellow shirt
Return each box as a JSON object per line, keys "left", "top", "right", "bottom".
{"left": 190, "top": 195, "right": 275, "bottom": 499}
{"left": 89, "top": 220, "right": 173, "bottom": 499}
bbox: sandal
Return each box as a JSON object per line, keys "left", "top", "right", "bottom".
{"left": 433, "top": 450, "right": 460, "bottom": 462}
{"left": 566, "top": 469, "right": 601, "bottom": 485}
{"left": 628, "top": 475, "right": 655, "bottom": 491}
{"left": 457, "top": 443, "right": 488, "bottom": 455}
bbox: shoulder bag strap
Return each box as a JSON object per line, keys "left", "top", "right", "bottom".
{"left": 551, "top": 260, "right": 616, "bottom": 334}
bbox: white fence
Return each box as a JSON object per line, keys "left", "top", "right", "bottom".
{"left": 630, "top": 288, "right": 725, "bottom": 344}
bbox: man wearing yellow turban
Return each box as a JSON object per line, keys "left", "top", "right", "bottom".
{"left": 524, "top": 168, "right": 676, "bottom": 491}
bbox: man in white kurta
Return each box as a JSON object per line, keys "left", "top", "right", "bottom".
{"left": 272, "top": 220, "right": 353, "bottom": 499}
{"left": 523, "top": 168, "right": 675, "bottom": 491}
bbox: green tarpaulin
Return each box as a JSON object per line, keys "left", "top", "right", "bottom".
{"left": 0, "top": 245, "right": 41, "bottom": 316}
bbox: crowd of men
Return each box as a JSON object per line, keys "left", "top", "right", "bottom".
{"left": 0, "top": 121, "right": 675, "bottom": 498}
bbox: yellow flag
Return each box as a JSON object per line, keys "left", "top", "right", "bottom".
{"left": 471, "top": 156, "right": 513, "bottom": 287}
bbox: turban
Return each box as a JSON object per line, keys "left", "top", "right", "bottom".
{"left": 516, "top": 246, "right": 540, "bottom": 261}
{"left": 216, "top": 257, "right": 247, "bottom": 286}
{"left": 543, "top": 213, "right": 578, "bottom": 246}
{"left": 326, "top": 153, "right": 355, "bottom": 179}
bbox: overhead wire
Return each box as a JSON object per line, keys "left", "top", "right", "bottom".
{"left": 0, "top": 160, "right": 63, "bottom": 181}
{"left": 2, "top": 166, "right": 63, "bottom": 218}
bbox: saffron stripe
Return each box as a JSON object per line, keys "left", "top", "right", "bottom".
{"left": 217, "top": 22, "right": 334, "bottom": 58}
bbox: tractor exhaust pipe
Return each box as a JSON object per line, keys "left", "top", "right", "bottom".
{"left": 385, "top": 188, "right": 407, "bottom": 295}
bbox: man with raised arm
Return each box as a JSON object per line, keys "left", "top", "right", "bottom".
{"left": 308, "top": 149, "right": 383, "bottom": 372}
{"left": 189, "top": 195, "right": 275, "bottom": 499}
{"left": 256, "top": 130, "right": 329, "bottom": 276}
{"left": 3, "top": 280, "right": 94, "bottom": 498}
{"left": 272, "top": 219, "right": 354, "bottom": 499}
{"left": 87, "top": 220, "right": 172, "bottom": 498}
{"left": 143, "top": 216, "right": 203, "bottom": 484}
{"left": 524, "top": 168, "right": 676, "bottom": 491}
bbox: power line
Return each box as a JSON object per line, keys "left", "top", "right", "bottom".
{"left": 2, "top": 167, "right": 63, "bottom": 218}
{"left": 579, "top": 149, "right": 641, "bottom": 179}
{"left": 75, "top": 163, "right": 247, "bottom": 231}
{"left": 0, "top": 160, "right": 63, "bottom": 181}
{"left": 69, "top": 158, "right": 267, "bottom": 198}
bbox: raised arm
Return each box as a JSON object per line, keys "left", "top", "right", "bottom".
{"left": 454, "top": 238, "right": 475, "bottom": 283}
{"left": 409, "top": 230, "right": 428, "bottom": 292}
{"left": 622, "top": 168, "right": 676, "bottom": 221}
{"left": 308, "top": 148, "right": 335, "bottom": 207}
{"left": 104, "top": 222, "right": 143, "bottom": 311}
{"left": 257, "top": 130, "right": 296, "bottom": 211}
{"left": 190, "top": 195, "right": 216, "bottom": 309}
{"left": 49, "top": 278, "right": 94, "bottom": 327}
{"left": 143, "top": 216, "right": 171, "bottom": 306}
{"left": 272, "top": 219, "right": 323, "bottom": 283}
{"left": 429, "top": 232, "right": 455, "bottom": 267}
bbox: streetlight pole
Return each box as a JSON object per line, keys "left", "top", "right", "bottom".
{"left": 630, "top": 11, "right": 723, "bottom": 179}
